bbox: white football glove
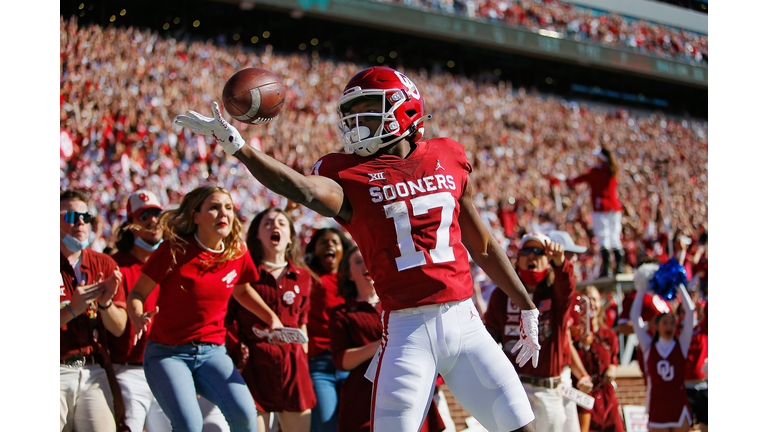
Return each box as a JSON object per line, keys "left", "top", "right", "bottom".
{"left": 511, "top": 309, "right": 541, "bottom": 368}
{"left": 174, "top": 102, "right": 245, "bottom": 155}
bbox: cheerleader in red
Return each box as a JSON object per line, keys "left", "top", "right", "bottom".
{"left": 630, "top": 280, "right": 694, "bottom": 432}
{"left": 226, "top": 207, "right": 317, "bottom": 432}
{"left": 574, "top": 286, "right": 624, "bottom": 432}
{"left": 329, "top": 246, "right": 444, "bottom": 432}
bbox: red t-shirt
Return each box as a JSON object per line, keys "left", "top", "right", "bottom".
{"left": 685, "top": 317, "right": 708, "bottom": 382}
{"left": 141, "top": 237, "right": 258, "bottom": 345}
{"left": 575, "top": 327, "right": 624, "bottom": 431}
{"left": 108, "top": 250, "right": 161, "bottom": 363}
{"left": 329, "top": 298, "right": 383, "bottom": 432}
{"left": 567, "top": 164, "right": 621, "bottom": 212}
{"left": 60, "top": 249, "right": 125, "bottom": 359}
{"left": 311, "top": 138, "right": 474, "bottom": 311}
{"left": 484, "top": 260, "right": 576, "bottom": 377}
{"left": 307, "top": 272, "right": 344, "bottom": 359}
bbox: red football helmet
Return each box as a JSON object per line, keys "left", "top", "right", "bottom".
{"left": 336, "top": 67, "right": 425, "bottom": 156}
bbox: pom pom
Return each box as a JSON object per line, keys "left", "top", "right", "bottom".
{"left": 649, "top": 260, "right": 688, "bottom": 301}
{"left": 634, "top": 263, "right": 660, "bottom": 292}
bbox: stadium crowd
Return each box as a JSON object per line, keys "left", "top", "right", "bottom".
{"left": 60, "top": 13, "right": 709, "bottom": 432}
{"left": 376, "top": 0, "right": 708, "bottom": 64}
{"left": 60, "top": 15, "right": 707, "bottom": 282}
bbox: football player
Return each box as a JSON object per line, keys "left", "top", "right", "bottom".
{"left": 176, "top": 66, "right": 540, "bottom": 432}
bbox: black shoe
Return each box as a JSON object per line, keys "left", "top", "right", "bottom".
{"left": 613, "top": 248, "right": 625, "bottom": 274}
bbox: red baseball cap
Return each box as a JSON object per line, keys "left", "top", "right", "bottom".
{"left": 127, "top": 190, "right": 163, "bottom": 219}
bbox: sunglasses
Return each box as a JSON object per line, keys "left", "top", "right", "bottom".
{"left": 519, "top": 247, "right": 546, "bottom": 256}
{"left": 61, "top": 210, "right": 93, "bottom": 224}
{"left": 137, "top": 208, "right": 162, "bottom": 222}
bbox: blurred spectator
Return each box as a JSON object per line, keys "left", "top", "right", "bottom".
{"left": 109, "top": 190, "right": 173, "bottom": 431}
{"left": 572, "top": 285, "right": 624, "bottom": 432}
{"left": 304, "top": 228, "right": 353, "bottom": 432}
{"left": 226, "top": 207, "right": 316, "bottom": 432}
{"left": 630, "top": 266, "right": 694, "bottom": 431}
{"left": 566, "top": 147, "right": 624, "bottom": 277}
{"left": 375, "top": 0, "right": 707, "bottom": 64}
{"left": 484, "top": 232, "right": 576, "bottom": 432}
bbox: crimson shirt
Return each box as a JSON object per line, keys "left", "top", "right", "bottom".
{"left": 307, "top": 272, "right": 344, "bottom": 358}
{"left": 574, "top": 327, "right": 624, "bottom": 431}
{"left": 311, "top": 138, "right": 474, "bottom": 311}
{"left": 60, "top": 249, "right": 124, "bottom": 359}
{"left": 685, "top": 317, "right": 708, "bottom": 382}
{"left": 108, "top": 250, "right": 160, "bottom": 363}
{"left": 141, "top": 237, "right": 258, "bottom": 345}
{"left": 484, "top": 260, "right": 576, "bottom": 377}
{"left": 329, "top": 298, "right": 383, "bottom": 432}
{"left": 567, "top": 164, "right": 621, "bottom": 212}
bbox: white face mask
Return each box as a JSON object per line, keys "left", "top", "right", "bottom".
{"left": 60, "top": 230, "right": 89, "bottom": 252}
{"left": 135, "top": 237, "right": 162, "bottom": 252}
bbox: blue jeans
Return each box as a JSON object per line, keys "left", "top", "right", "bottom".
{"left": 308, "top": 351, "right": 349, "bottom": 432}
{"left": 143, "top": 341, "right": 258, "bottom": 432}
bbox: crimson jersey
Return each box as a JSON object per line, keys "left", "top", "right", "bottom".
{"left": 567, "top": 164, "right": 621, "bottom": 212}
{"left": 484, "top": 261, "right": 576, "bottom": 377}
{"left": 645, "top": 339, "right": 691, "bottom": 427}
{"left": 109, "top": 250, "right": 160, "bottom": 363}
{"left": 141, "top": 237, "right": 259, "bottom": 345}
{"left": 60, "top": 249, "right": 125, "bottom": 359}
{"left": 312, "top": 138, "right": 473, "bottom": 311}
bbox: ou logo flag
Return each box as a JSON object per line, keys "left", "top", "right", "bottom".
{"left": 656, "top": 360, "right": 675, "bottom": 381}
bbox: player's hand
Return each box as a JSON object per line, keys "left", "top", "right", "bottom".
{"left": 511, "top": 309, "right": 541, "bottom": 368}
{"left": 131, "top": 306, "right": 159, "bottom": 345}
{"left": 174, "top": 102, "right": 245, "bottom": 155}
{"left": 70, "top": 279, "right": 105, "bottom": 315}
{"left": 577, "top": 375, "right": 594, "bottom": 393}
{"left": 96, "top": 270, "right": 122, "bottom": 307}
{"left": 544, "top": 240, "right": 565, "bottom": 267}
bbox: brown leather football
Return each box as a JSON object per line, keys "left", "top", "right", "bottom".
{"left": 222, "top": 68, "right": 285, "bottom": 124}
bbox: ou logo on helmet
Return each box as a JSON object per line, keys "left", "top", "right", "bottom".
{"left": 393, "top": 71, "right": 421, "bottom": 101}
{"left": 656, "top": 360, "right": 675, "bottom": 381}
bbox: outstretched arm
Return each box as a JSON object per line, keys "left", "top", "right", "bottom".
{"left": 175, "top": 102, "right": 351, "bottom": 221}
{"left": 234, "top": 145, "right": 351, "bottom": 221}
{"left": 458, "top": 180, "right": 540, "bottom": 367}
{"left": 677, "top": 284, "right": 695, "bottom": 356}
{"left": 457, "top": 182, "right": 534, "bottom": 312}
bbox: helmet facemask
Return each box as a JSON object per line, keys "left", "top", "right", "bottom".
{"left": 337, "top": 89, "right": 409, "bottom": 157}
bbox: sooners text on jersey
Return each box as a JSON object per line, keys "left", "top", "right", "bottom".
{"left": 312, "top": 138, "right": 474, "bottom": 311}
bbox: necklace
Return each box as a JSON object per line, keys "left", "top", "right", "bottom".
{"left": 263, "top": 260, "right": 288, "bottom": 269}
{"left": 194, "top": 233, "right": 225, "bottom": 253}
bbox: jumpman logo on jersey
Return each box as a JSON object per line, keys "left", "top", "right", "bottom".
{"left": 435, "top": 160, "right": 446, "bottom": 171}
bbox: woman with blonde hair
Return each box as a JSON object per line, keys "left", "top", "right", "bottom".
{"left": 127, "top": 186, "right": 283, "bottom": 432}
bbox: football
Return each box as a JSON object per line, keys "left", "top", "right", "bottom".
{"left": 221, "top": 68, "right": 286, "bottom": 124}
